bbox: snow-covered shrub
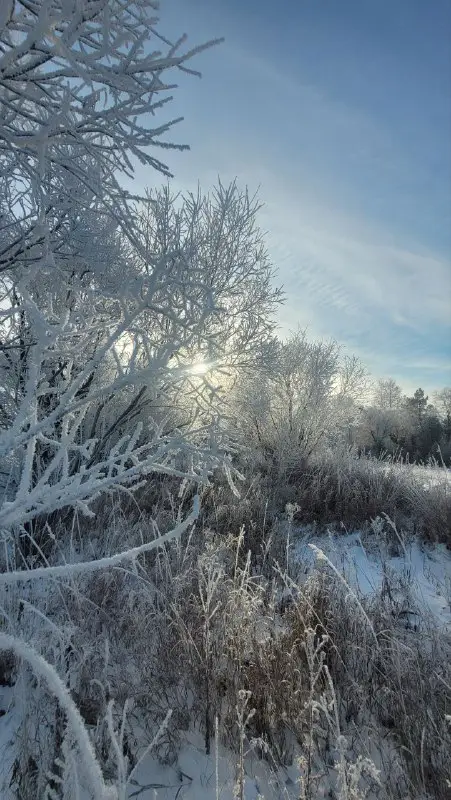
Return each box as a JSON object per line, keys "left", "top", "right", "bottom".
{"left": 232, "top": 330, "right": 369, "bottom": 479}
{"left": 299, "top": 551, "right": 451, "bottom": 799}
{"left": 0, "top": 0, "right": 222, "bottom": 278}
{"left": 270, "top": 446, "right": 451, "bottom": 543}
{"left": 0, "top": 1, "right": 235, "bottom": 794}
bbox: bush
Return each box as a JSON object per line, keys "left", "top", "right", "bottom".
{"left": 272, "top": 448, "right": 451, "bottom": 545}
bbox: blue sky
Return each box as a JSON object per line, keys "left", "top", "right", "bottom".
{"left": 141, "top": 0, "right": 451, "bottom": 395}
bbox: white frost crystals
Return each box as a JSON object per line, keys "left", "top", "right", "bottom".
{"left": 0, "top": 2, "right": 228, "bottom": 796}
{"left": 0, "top": 0, "right": 226, "bottom": 531}
{"left": 0, "top": 0, "right": 222, "bottom": 276}
{"left": 0, "top": 633, "right": 118, "bottom": 800}
{"left": 0, "top": 277, "right": 219, "bottom": 530}
{"left": 0, "top": 3, "right": 287, "bottom": 794}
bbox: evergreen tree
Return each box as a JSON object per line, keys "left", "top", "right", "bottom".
{"left": 406, "top": 388, "right": 428, "bottom": 425}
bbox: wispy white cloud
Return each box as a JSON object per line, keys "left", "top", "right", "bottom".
{"left": 264, "top": 191, "right": 451, "bottom": 333}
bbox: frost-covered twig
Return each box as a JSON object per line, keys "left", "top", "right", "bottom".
{"left": 0, "top": 632, "right": 117, "bottom": 800}
{"left": 0, "top": 0, "right": 223, "bottom": 275}
{"left": 0, "top": 496, "right": 200, "bottom": 585}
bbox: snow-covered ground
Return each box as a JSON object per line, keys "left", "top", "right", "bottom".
{"left": 380, "top": 460, "right": 451, "bottom": 491}
{"left": 127, "top": 730, "right": 300, "bottom": 800}
{"left": 0, "top": 685, "right": 21, "bottom": 796}
{"left": 123, "top": 520, "right": 451, "bottom": 799}
{"left": 0, "top": 715, "right": 300, "bottom": 800}
{"left": 291, "top": 520, "right": 451, "bottom": 631}
{"left": 1, "top": 516, "right": 449, "bottom": 799}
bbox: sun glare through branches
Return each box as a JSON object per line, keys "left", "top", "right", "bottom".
{"left": 189, "top": 360, "right": 211, "bottom": 376}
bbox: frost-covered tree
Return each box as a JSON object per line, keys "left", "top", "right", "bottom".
{"left": 0, "top": 3, "right": 241, "bottom": 794}
{"left": 0, "top": 179, "right": 282, "bottom": 527}
{"left": 234, "top": 330, "right": 368, "bottom": 470}
{"left": 373, "top": 377, "right": 403, "bottom": 410}
{"left": 358, "top": 405, "right": 409, "bottom": 457}
{"left": 335, "top": 354, "right": 372, "bottom": 401}
{"left": 0, "top": 0, "right": 227, "bottom": 527}
{"left": 434, "top": 387, "right": 451, "bottom": 416}
{"left": 0, "top": 0, "right": 221, "bottom": 276}
{"left": 128, "top": 182, "right": 282, "bottom": 371}
{"left": 433, "top": 387, "right": 451, "bottom": 441}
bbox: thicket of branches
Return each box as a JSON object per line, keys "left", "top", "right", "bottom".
{"left": 232, "top": 333, "right": 450, "bottom": 473}
{"left": 0, "top": 2, "right": 269, "bottom": 795}
{"left": 358, "top": 383, "right": 451, "bottom": 464}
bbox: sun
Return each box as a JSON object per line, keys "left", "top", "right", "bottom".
{"left": 189, "top": 360, "right": 210, "bottom": 376}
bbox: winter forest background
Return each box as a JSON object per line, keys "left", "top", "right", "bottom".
{"left": 0, "top": 3, "right": 450, "bottom": 800}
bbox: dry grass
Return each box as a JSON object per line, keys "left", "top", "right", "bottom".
{"left": 271, "top": 449, "right": 451, "bottom": 545}
{"left": 3, "top": 465, "right": 450, "bottom": 799}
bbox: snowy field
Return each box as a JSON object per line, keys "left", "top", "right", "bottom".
{"left": 380, "top": 460, "right": 451, "bottom": 491}
{"left": 1, "top": 514, "right": 450, "bottom": 799}
{"left": 291, "top": 521, "right": 451, "bottom": 631}
{"left": 0, "top": 717, "right": 301, "bottom": 800}
{"left": 126, "top": 730, "right": 300, "bottom": 800}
